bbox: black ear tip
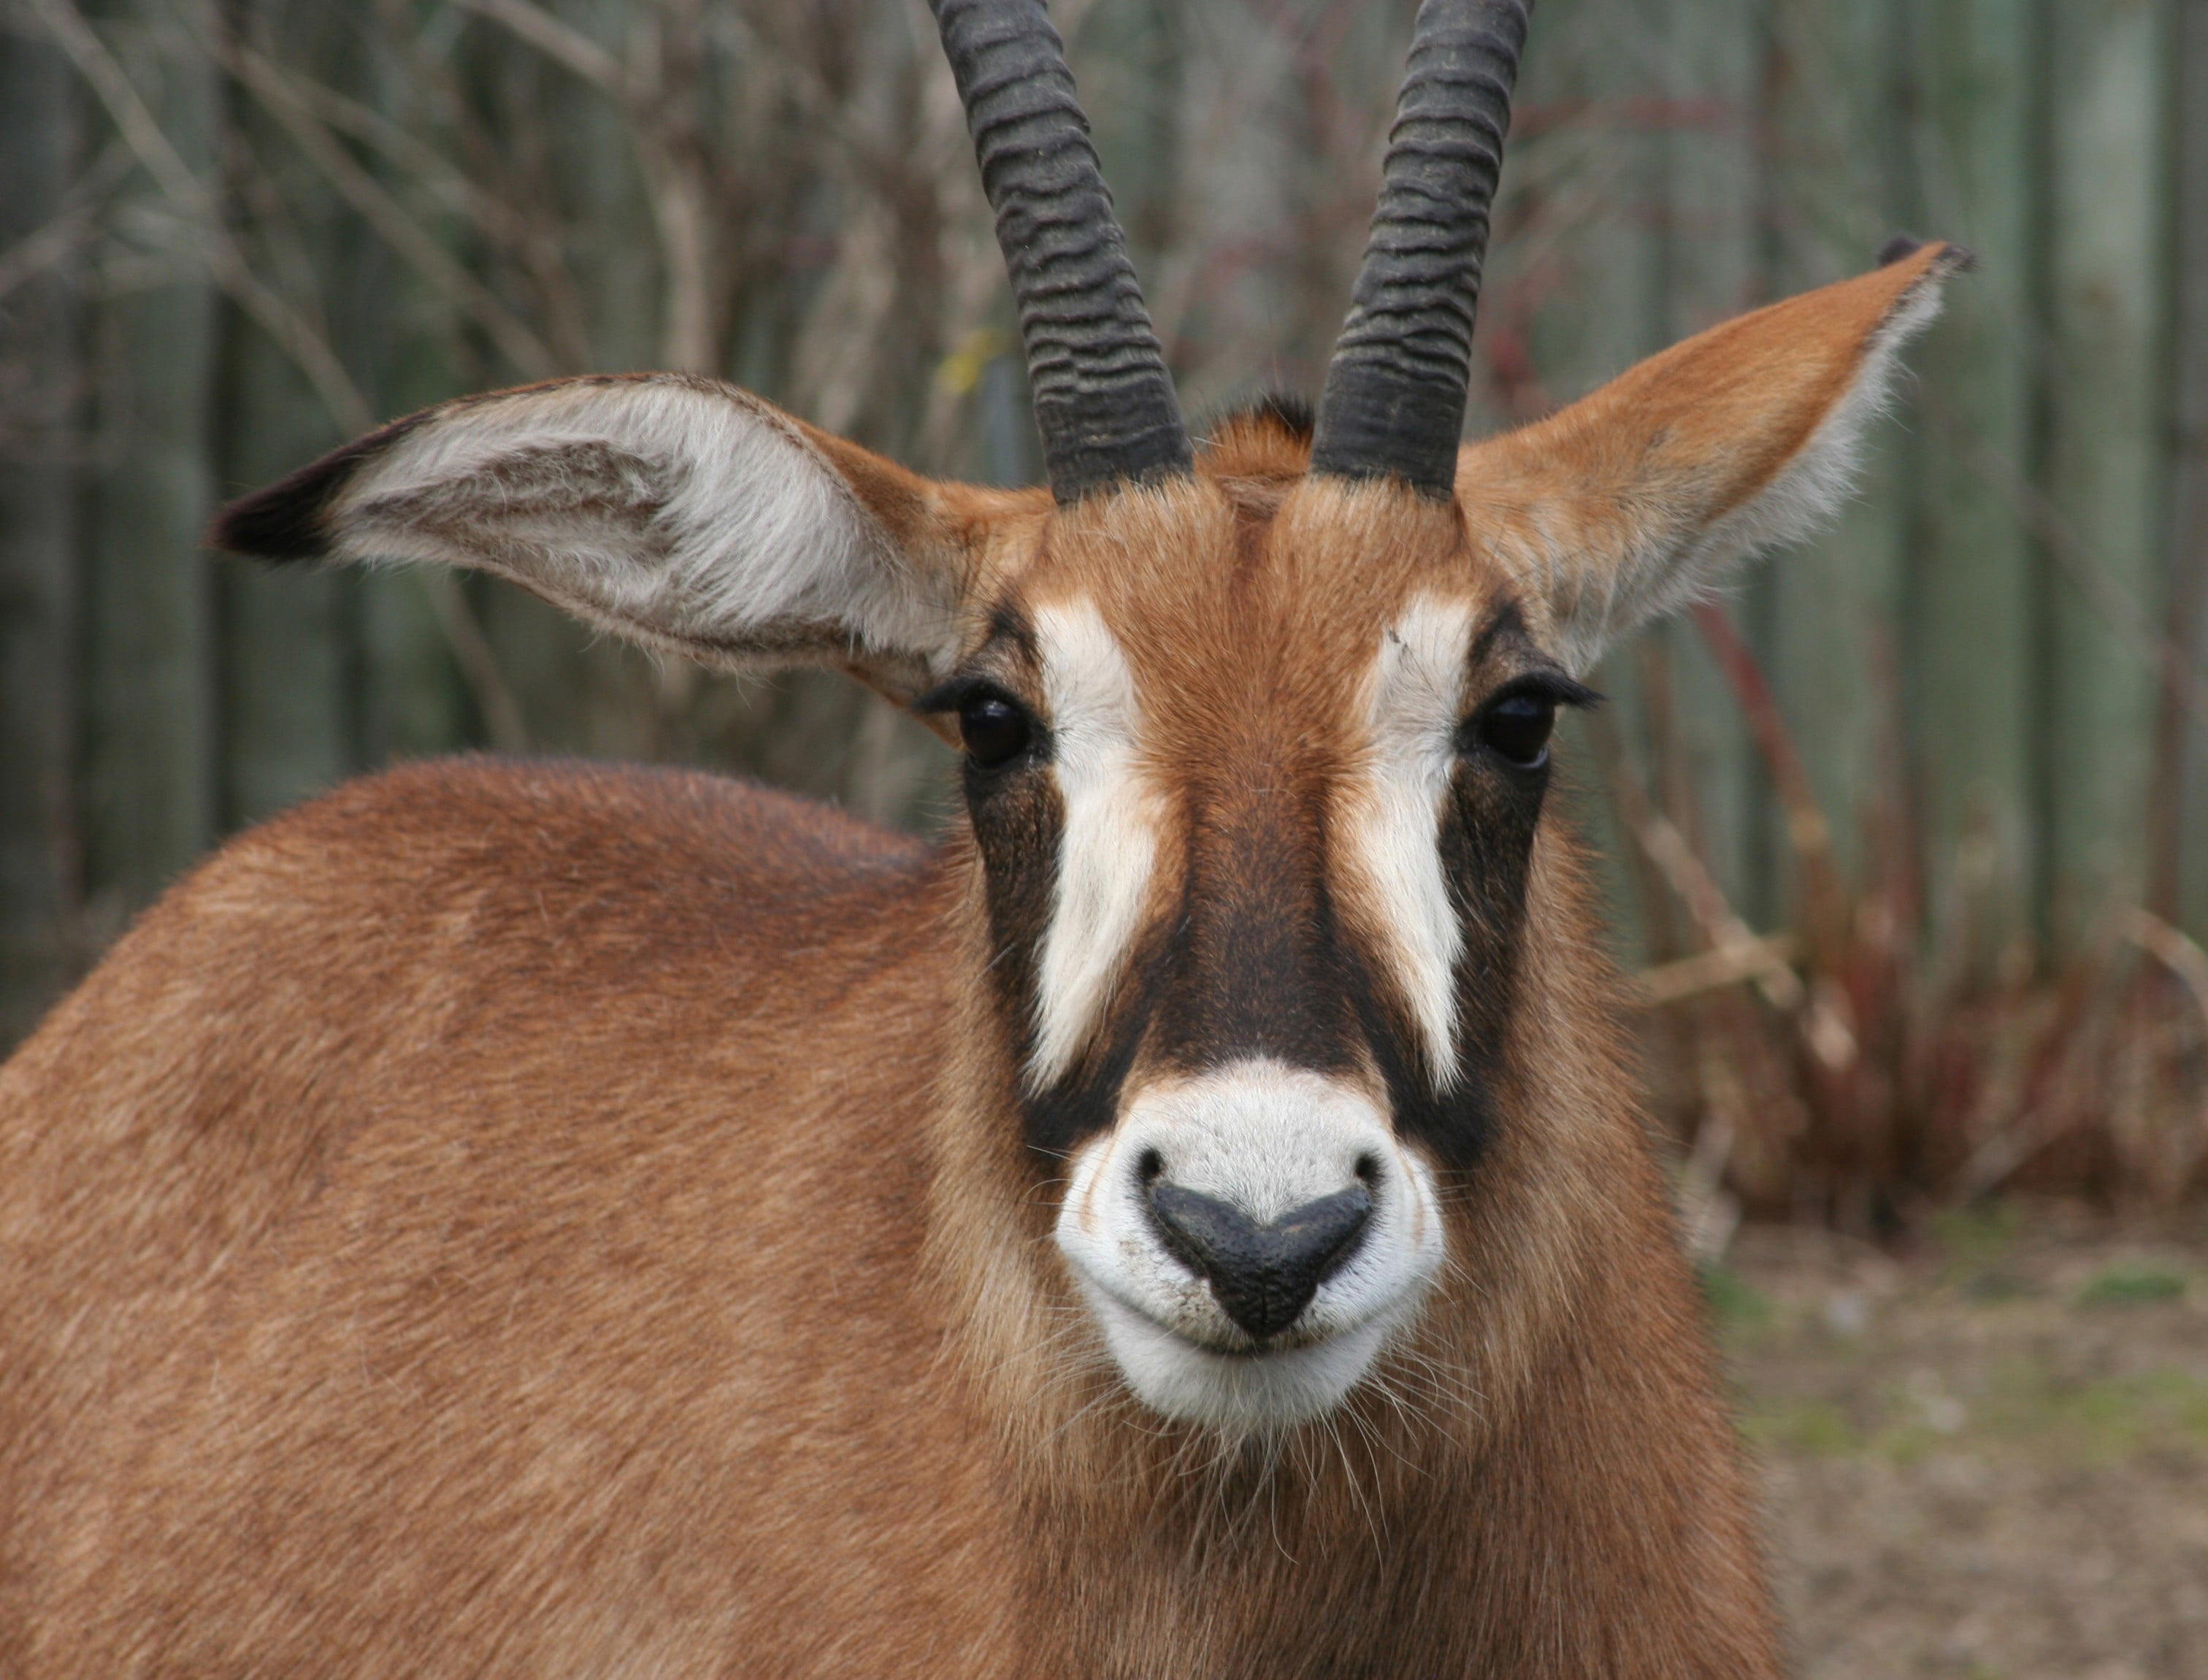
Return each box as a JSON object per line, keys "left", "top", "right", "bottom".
{"left": 208, "top": 409, "right": 426, "bottom": 561}
{"left": 211, "top": 477, "right": 336, "bottom": 561}
{"left": 1875, "top": 234, "right": 1978, "bottom": 277}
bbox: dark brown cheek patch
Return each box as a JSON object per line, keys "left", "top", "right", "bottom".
{"left": 963, "top": 763, "right": 1130, "bottom": 1161}
{"left": 1023, "top": 931, "right": 1165, "bottom": 1162}
{"left": 967, "top": 762, "right": 1060, "bottom": 1080}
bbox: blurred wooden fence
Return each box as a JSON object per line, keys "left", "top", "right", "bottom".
{"left": 3, "top": 0, "right": 2207, "bottom": 1055}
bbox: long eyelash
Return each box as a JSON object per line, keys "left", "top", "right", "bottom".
{"left": 911, "top": 675, "right": 1008, "bottom": 716}
{"left": 921, "top": 672, "right": 1597, "bottom": 718}
{"left": 1491, "top": 672, "right": 1604, "bottom": 711}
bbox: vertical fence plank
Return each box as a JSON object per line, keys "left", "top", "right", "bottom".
{"left": 2170, "top": 0, "right": 2208, "bottom": 940}
{"left": 1515, "top": 0, "right": 1668, "bottom": 406}
{"left": 1517, "top": 0, "right": 1674, "bottom": 964}
{"left": 356, "top": 524, "right": 475, "bottom": 762}
{"left": 1907, "top": 0, "right": 2042, "bottom": 964}
{"left": 78, "top": 0, "right": 221, "bottom": 923}
{"left": 574, "top": 0, "right": 658, "bottom": 376}
{"left": 1764, "top": 0, "right": 1911, "bottom": 898}
{"left": 212, "top": 1, "right": 353, "bottom": 827}
{"left": 0, "top": 28, "right": 83, "bottom": 1044}
{"left": 470, "top": 7, "right": 634, "bottom": 765}
{"left": 352, "top": 20, "right": 473, "bottom": 767}
{"left": 2042, "top": 0, "right": 2169, "bottom": 945}
{"left": 1657, "top": 0, "right": 1767, "bottom": 922}
{"left": 214, "top": 322, "right": 350, "bottom": 826}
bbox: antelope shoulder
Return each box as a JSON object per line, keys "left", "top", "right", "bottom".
{"left": 0, "top": 759, "right": 1002, "bottom": 1677}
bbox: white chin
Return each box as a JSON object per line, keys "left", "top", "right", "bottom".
{"left": 1088, "top": 1292, "right": 1392, "bottom": 1430}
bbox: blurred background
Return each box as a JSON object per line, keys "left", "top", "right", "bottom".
{"left": 1, "top": 1, "right": 2204, "bottom": 1672}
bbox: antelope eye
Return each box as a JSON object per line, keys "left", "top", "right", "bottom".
{"left": 1473, "top": 691, "right": 1557, "bottom": 769}
{"left": 959, "top": 693, "right": 1032, "bottom": 769}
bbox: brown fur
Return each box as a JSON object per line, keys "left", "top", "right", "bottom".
{"left": 0, "top": 250, "right": 1966, "bottom": 1676}
{"left": 0, "top": 761, "right": 1766, "bottom": 1679}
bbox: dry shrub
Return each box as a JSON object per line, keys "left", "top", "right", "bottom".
{"left": 1622, "top": 608, "right": 2208, "bottom": 1235}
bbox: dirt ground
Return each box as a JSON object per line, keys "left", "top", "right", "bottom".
{"left": 1720, "top": 1206, "right": 2208, "bottom": 1679}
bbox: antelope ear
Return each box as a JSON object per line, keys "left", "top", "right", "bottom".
{"left": 212, "top": 373, "right": 1035, "bottom": 702}
{"left": 1459, "top": 239, "right": 1971, "bottom": 674}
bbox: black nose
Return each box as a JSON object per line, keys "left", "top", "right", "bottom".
{"left": 1146, "top": 1181, "right": 1373, "bottom": 1340}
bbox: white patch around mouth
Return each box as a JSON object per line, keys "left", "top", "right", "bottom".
{"left": 1078, "top": 1289, "right": 1408, "bottom": 1429}
{"left": 1053, "top": 1059, "right": 1446, "bottom": 1429}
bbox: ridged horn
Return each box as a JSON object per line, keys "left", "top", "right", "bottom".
{"left": 1308, "top": 0, "right": 1531, "bottom": 498}
{"left": 929, "top": 0, "right": 1192, "bottom": 504}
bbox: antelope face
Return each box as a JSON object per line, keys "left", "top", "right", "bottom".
{"left": 924, "top": 456, "right": 1595, "bottom": 1427}
{"left": 213, "top": 0, "right": 1964, "bottom": 1444}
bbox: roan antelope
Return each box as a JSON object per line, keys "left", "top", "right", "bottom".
{"left": 1, "top": 1, "right": 1966, "bottom": 1673}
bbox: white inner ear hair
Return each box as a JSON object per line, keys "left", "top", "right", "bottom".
{"left": 1028, "top": 599, "right": 1161, "bottom": 1090}
{"left": 1662, "top": 277, "right": 1947, "bottom": 600}
{"left": 329, "top": 375, "right": 958, "bottom": 674}
{"left": 1340, "top": 594, "right": 1471, "bottom": 1086}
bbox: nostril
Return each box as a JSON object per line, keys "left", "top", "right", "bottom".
{"left": 1136, "top": 1147, "right": 1165, "bottom": 1186}
{"left": 1289, "top": 1186, "right": 1373, "bottom": 1289}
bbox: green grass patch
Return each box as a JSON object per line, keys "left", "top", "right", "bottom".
{"left": 1931, "top": 1202, "right": 2020, "bottom": 1289}
{"left": 1698, "top": 1261, "right": 1774, "bottom": 1334}
{"left": 2001, "top": 1370, "right": 2208, "bottom": 1464}
{"left": 2075, "top": 1265, "right": 2188, "bottom": 1308}
{"left": 1741, "top": 1399, "right": 1863, "bottom": 1456}
{"left": 1742, "top": 1367, "right": 2208, "bottom": 1467}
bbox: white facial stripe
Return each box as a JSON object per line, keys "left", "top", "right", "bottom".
{"left": 1028, "top": 599, "right": 1159, "bottom": 1089}
{"left": 1343, "top": 594, "right": 1472, "bottom": 1086}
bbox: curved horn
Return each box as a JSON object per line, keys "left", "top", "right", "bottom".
{"left": 929, "top": 0, "right": 1192, "bottom": 503}
{"left": 1308, "top": 0, "right": 1531, "bottom": 498}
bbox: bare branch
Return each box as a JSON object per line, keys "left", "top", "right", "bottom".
{"left": 448, "top": 0, "right": 622, "bottom": 94}
{"left": 24, "top": 0, "right": 373, "bottom": 431}
{"left": 224, "top": 41, "right": 558, "bottom": 379}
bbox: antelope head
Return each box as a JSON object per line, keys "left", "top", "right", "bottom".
{"left": 215, "top": 0, "right": 1964, "bottom": 1435}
